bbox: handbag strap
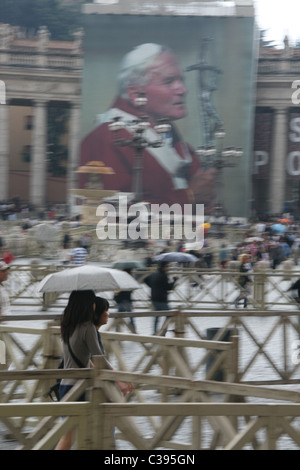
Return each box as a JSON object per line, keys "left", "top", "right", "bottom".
{"left": 67, "top": 339, "right": 85, "bottom": 368}
{"left": 97, "top": 330, "right": 105, "bottom": 355}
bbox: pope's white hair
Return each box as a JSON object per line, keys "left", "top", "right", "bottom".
{"left": 118, "top": 43, "right": 170, "bottom": 98}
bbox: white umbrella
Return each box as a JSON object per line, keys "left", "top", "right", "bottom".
{"left": 38, "top": 265, "right": 141, "bottom": 293}
{"left": 154, "top": 252, "right": 198, "bottom": 263}
{"left": 245, "top": 237, "right": 264, "bottom": 243}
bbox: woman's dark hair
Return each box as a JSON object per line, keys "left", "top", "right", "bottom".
{"left": 94, "top": 296, "right": 110, "bottom": 326}
{"left": 61, "top": 290, "right": 96, "bottom": 343}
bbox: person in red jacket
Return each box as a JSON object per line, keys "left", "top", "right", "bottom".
{"left": 80, "top": 43, "right": 216, "bottom": 210}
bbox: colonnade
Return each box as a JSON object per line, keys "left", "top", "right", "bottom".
{"left": 0, "top": 24, "right": 83, "bottom": 212}
{"left": 0, "top": 99, "right": 81, "bottom": 211}
{"left": 268, "top": 106, "right": 288, "bottom": 215}
{"left": 0, "top": 101, "right": 294, "bottom": 215}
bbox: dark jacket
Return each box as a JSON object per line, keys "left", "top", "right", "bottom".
{"left": 288, "top": 279, "right": 300, "bottom": 298}
{"left": 114, "top": 290, "right": 132, "bottom": 312}
{"left": 114, "top": 290, "right": 132, "bottom": 304}
{"left": 145, "top": 269, "right": 176, "bottom": 303}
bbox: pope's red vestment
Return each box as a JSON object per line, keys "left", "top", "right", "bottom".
{"left": 80, "top": 97, "right": 202, "bottom": 206}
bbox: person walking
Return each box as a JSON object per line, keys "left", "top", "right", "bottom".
{"left": 287, "top": 277, "right": 300, "bottom": 304}
{"left": 219, "top": 243, "right": 228, "bottom": 269}
{"left": 0, "top": 261, "right": 10, "bottom": 315}
{"left": 234, "top": 254, "right": 252, "bottom": 308}
{"left": 145, "top": 261, "right": 177, "bottom": 334}
{"left": 114, "top": 268, "right": 136, "bottom": 332}
{"left": 70, "top": 240, "right": 88, "bottom": 266}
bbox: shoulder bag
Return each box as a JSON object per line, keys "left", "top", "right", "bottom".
{"left": 46, "top": 340, "right": 84, "bottom": 401}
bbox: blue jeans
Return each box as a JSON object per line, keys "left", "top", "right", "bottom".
{"left": 152, "top": 301, "right": 169, "bottom": 334}
{"left": 59, "top": 384, "right": 86, "bottom": 402}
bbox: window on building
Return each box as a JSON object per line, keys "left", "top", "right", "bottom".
{"left": 25, "top": 115, "right": 33, "bottom": 130}
{"left": 22, "top": 145, "right": 32, "bottom": 163}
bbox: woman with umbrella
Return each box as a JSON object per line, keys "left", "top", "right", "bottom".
{"left": 55, "top": 290, "right": 133, "bottom": 450}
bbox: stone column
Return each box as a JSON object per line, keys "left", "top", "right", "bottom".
{"left": 0, "top": 103, "right": 9, "bottom": 200}
{"left": 269, "top": 107, "right": 288, "bottom": 214}
{"left": 30, "top": 100, "right": 47, "bottom": 210}
{"left": 67, "top": 102, "right": 81, "bottom": 212}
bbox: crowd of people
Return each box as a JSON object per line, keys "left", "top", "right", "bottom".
{"left": 0, "top": 212, "right": 300, "bottom": 449}
{"left": 0, "top": 198, "right": 65, "bottom": 223}
{"left": 51, "top": 217, "right": 300, "bottom": 447}
{"left": 213, "top": 225, "right": 298, "bottom": 270}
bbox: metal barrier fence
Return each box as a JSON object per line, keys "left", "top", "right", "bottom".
{"left": 1, "top": 305, "right": 300, "bottom": 385}
{"left": 1, "top": 261, "right": 300, "bottom": 449}
{"left": 1, "top": 366, "right": 300, "bottom": 449}
{"left": 106, "top": 309, "right": 300, "bottom": 385}
{"left": 0, "top": 320, "right": 238, "bottom": 450}
{"left": 4, "top": 263, "right": 300, "bottom": 311}
{"left": 0, "top": 310, "right": 300, "bottom": 449}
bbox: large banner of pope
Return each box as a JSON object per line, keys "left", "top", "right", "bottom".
{"left": 79, "top": 11, "right": 256, "bottom": 218}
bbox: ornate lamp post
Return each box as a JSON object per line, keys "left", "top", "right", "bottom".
{"left": 109, "top": 95, "right": 170, "bottom": 203}
{"left": 195, "top": 128, "right": 243, "bottom": 235}
{"left": 186, "top": 38, "right": 243, "bottom": 235}
{"left": 196, "top": 128, "right": 243, "bottom": 213}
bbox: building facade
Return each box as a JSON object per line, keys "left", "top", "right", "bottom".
{"left": 0, "top": 23, "right": 83, "bottom": 212}
{"left": 1, "top": 1, "right": 300, "bottom": 219}
{"left": 254, "top": 37, "right": 300, "bottom": 218}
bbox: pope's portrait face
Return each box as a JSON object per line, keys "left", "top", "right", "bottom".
{"left": 143, "top": 51, "right": 187, "bottom": 122}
